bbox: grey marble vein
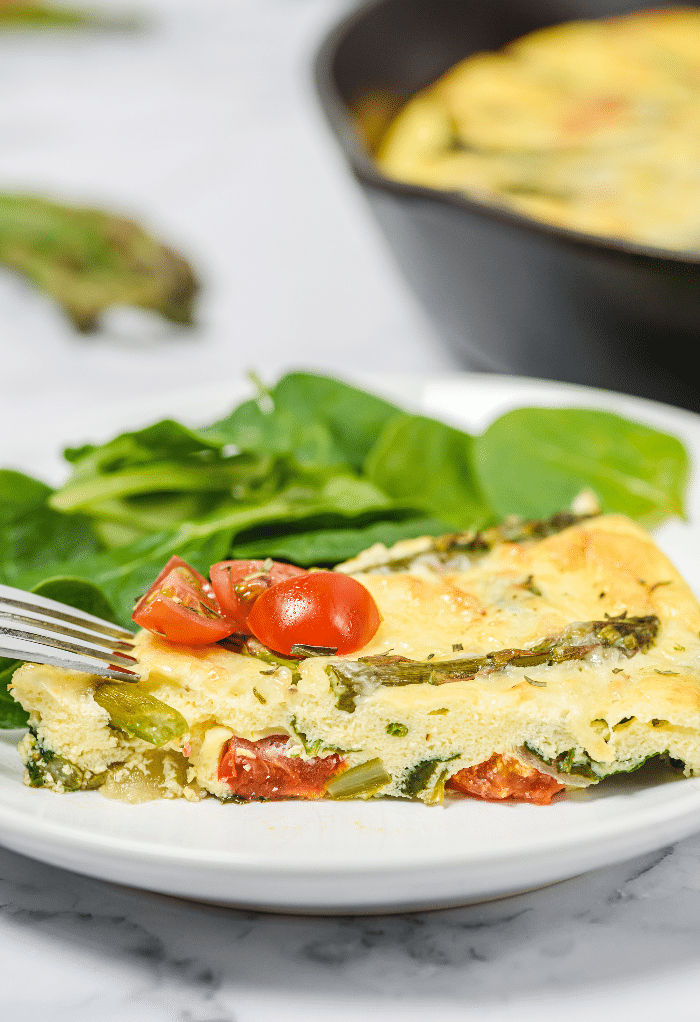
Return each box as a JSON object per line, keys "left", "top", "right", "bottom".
{"left": 3, "top": 833, "right": 700, "bottom": 1021}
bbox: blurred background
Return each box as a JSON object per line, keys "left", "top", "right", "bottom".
{"left": 0, "top": 0, "right": 456, "bottom": 464}
{"left": 5, "top": 0, "right": 700, "bottom": 458}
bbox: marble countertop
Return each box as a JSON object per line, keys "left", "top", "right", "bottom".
{"left": 2, "top": 2, "right": 700, "bottom": 1018}
{"left": 4, "top": 836, "right": 700, "bottom": 1021}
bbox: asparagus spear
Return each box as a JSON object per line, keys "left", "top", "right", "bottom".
{"left": 327, "top": 614, "right": 659, "bottom": 711}
{"left": 94, "top": 683, "right": 188, "bottom": 746}
{"left": 351, "top": 510, "right": 599, "bottom": 572}
{"left": 0, "top": 194, "right": 199, "bottom": 331}
{"left": 0, "top": 1, "right": 138, "bottom": 29}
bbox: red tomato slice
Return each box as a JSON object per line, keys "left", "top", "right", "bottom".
{"left": 446, "top": 753, "right": 564, "bottom": 805}
{"left": 247, "top": 571, "right": 381, "bottom": 656}
{"left": 132, "top": 555, "right": 234, "bottom": 645}
{"left": 209, "top": 559, "right": 307, "bottom": 633}
{"left": 218, "top": 734, "right": 344, "bottom": 800}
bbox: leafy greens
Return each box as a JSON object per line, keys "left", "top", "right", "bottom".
{"left": 0, "top": 371, "right": 690, "bottom": 728}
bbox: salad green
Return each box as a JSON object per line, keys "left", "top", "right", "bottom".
{"left": 0, "top": 371, "right": 690, "bottom": 729}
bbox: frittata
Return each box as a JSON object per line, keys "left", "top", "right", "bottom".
{"left": 376, "top": 8, "right": 700, "bottom": 250}
{"left": 10, "top": 512, "right": 700, "bottom": 805}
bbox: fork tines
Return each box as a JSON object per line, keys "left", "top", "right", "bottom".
{"left": 0, "top": 583, "right": 140, "bottom": 682}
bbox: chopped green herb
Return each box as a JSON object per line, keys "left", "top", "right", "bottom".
{"left": 386, "top": 722, "right": 409, "bottom": 737}
{"left": 288, "top": 716, "right": 322, "bottom": 757}
{"left": 518, "top": 575, "right": 542, "bottom": 596}
{"left": 252, "top": 687, "right": 267, "bottom": 704}
{"left": 290, "top": 643, "right": 338, "bottom": 657}
{"left": 287, "top": 716, "right": 343, "bottom": 757}
{"left": 524, "top": 676, "right": 547, "bottom": 688}
{"left": 244, "top": 645, "right": 302, "bottom": 684}
{"left": 401, "top": 754, "right": 460, "bottom": 797}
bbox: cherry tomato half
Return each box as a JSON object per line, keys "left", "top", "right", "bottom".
{"left": 209, "top": 559, "right": 307, "bottom": 633}
{"left": 218, "top": 734, "right": 344, "bottom": 800}
{"left": 132, "top": 555, "right": 234, "bottom": 645}
{"left": 446, "top": 754, "right": 564, "bottom": 805}
{"left": 247, "top": 571, "right": 381, "bottom": 656}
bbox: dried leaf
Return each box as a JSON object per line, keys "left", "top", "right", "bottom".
{"left": 0, "top": 193, "right": 199, "bottom": 331}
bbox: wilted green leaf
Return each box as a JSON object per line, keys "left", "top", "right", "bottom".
{"left": 0, "top": 193, "right": 198, "bottom": 331}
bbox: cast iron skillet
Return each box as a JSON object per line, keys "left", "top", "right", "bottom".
{"left": 316, "top": 0, "right": 700, "bottom": 412}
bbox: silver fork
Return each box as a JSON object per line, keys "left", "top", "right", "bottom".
{"left": 0, "top": 583, "right": 140, "bottom": 681}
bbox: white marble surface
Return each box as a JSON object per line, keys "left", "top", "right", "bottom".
{"left": 3, "top": 1, "right": 700, "bottom": 1018}
{"left": 4, "top": 838, "right": 700, "bottom": 1021}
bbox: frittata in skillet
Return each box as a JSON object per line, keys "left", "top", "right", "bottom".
{"left": 377, "top": 8, "right": 700, "bottom": 250}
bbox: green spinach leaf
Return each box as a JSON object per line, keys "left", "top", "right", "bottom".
{"left": 365, "top": 413, "right": 490, "bottom": 528}
{"left": 230, "top": 514, "right": 449, "bottom": 566}
{"left": 30, "top": 577, "right": 119, "bottom": 624}
{"left": 0, "top": 469, "right": 100, "bottom": 585}
{"left": 202, "top": 372, "right": 402, "bottom": 471}
{"left": 0, "top": 667, "right": 28, "bottom": 729}
{"left": 474, "top": 407, "right": 688, "bottom": 526}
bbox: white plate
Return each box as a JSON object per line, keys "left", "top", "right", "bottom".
{"left": 2, "top": 371, "right": 700, "bottom": 914}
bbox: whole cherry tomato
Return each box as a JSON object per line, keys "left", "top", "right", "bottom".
{"left": 247, "top": 571, "right": 381, "bottom": 655}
